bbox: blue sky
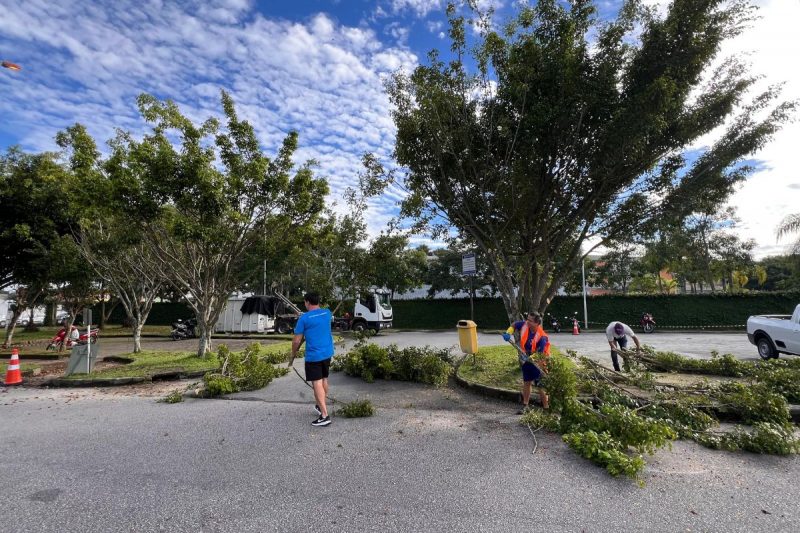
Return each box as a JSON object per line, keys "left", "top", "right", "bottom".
{"left": 1, "top": 0, "right": 798, "bottom": 256}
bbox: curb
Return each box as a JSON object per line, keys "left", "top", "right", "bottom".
{"left": 44, "top": 369, "right": 210, "bottom": 388}
{"left": 454, "top": 371, "right": 519, "bottom": 403}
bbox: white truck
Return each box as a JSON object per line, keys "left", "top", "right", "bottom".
{"left": 747, "top": 303, "right": 800, "bottom": 359}
{"left": 333, "top": 289, "right": 394, "bottom": 334}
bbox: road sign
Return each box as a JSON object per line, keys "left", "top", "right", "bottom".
{"left": 462, "top": 253, "right": 477, "bottom": 275}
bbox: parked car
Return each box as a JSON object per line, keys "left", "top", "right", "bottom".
{"left": 747, "top": 303, "right": 800, "bottom": 359}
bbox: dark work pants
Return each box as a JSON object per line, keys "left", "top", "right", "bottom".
{"left": 611, "top": 336, "right": 628, "bottom": 372}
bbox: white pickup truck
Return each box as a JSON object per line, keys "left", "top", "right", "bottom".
{"left": 747, "top": 303, "right": 800, "bottom": 359}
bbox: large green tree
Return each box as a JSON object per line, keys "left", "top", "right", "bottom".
{"left": 388, "top": 0, "right": 795, "bottom": 320}
{"left": 57, "top": 124, "right": 167, "bottom": 353}
{"left": 0, "top": 148, "right": 75, "bottom": 344}
{"left": 80, "top": 92, "right": 328, "bottom": 357}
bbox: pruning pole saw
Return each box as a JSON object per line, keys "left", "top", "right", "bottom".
{"left": 504, "top": 336, "right": 543, "bottom": 373}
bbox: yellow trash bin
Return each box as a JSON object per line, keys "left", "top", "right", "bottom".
{"left": 457, "top": 320, "right": 478, "bottom": 354}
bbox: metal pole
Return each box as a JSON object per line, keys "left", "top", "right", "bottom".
{"left": 581, "top": 258, "right": 588, "bottom": 330}
{"left": 263, "top": 259, "right": 267, "bottom": 295}
{"left": 470, "top": 275, "right": 474, "bottom": 322}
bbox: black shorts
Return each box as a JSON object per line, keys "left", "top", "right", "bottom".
{"left": 305, "top": 358, "right": 331, "bottom": 382}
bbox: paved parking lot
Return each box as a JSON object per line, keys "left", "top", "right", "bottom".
{"left": 5, "top": 328, "right": 797, "bottom": 532}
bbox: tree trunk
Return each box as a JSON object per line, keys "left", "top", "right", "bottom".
{"left": 24, "top": 307, "right": 39, "bottom": 332}
{"left": 197, "top": 324, "right": 213, "bottom": 358}
{"left": 100, "top": 299, "right": 106, "bottom": 329}
{"left": 3, "top": 306, "right": 23, "bottom": 346}
{"left": 45, "top": 302, "right": 56, "bottom": 326}
{"left": 132, "top": 320, "right": 143, "bottom": 353}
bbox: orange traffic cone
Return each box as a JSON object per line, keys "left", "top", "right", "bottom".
{"left": 4, "top": 348, "right": 22, "bottom": 385}
{"left": 572, "top": 320, "right": 580, "bottom": 336}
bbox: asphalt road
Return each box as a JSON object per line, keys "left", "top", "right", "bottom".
{"left": 334, "top": 329, "right": 762, "bottom": 364}
{"left": 2, "top": 330, "right": 797, "bottom": 532}
{"left": 91, "top": 328, "right": 761, "bottom": 364}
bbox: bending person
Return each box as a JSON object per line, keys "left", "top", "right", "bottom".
{"left": 503, "top": 312, "right": 551, "bottom": 413}
{"left": 605, "top": 321, "right": 641, "bottom": 372}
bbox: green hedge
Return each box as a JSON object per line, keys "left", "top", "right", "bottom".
{"left": 93, "top": 292, "right": 800, "bottom": 330}
{"left": 90, "top": 302, "right": 193, "bottom": 326}
{"left": 392, "top": 292, "right": 800, "bottom": 330}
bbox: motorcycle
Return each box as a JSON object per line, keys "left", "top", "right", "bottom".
{"left": 641, "top": 312, "right": 656, "bottom": 334}
{"left": 565, "top": 311, "right": 581, "bottom": 333}
{"left": 46, "top": 326, "right": 98, "bottom": 350}
{"left": 170, "top": 318, "right": 197, "bottom": 340}
{"left": 545, "top": 313, "right": 561, "bottom": 333}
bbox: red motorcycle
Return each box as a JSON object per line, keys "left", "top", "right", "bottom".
{"left": 46, "top": 326, "right": 99, "bottom": 350}
{"left": 641, "top": 312, "right": 656, "bottom": 334}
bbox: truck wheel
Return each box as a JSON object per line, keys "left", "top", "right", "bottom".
{"left": 756, "top": 336, "right": 778, "bottom": 360}
{"left": 276, "top": 321, "right": 291, "bottom": 334}
{"left": 352, "top": 322, "right": 366, "bottom": 333}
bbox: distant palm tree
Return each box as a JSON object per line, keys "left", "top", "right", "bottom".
{"left": 777, "top": 213, "right": 800, "bottom": 254}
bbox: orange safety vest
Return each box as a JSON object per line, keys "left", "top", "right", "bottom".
{"left": 520, "top": 324, "right": 551, "bottom": 359}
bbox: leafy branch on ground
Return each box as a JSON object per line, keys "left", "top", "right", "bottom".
{"left": 623, "top": 347, "right": 800, "bottom": 403}
{"left": 338, "top": 399, "right": 375, "bottom": 418}
{"left": 331, "top": 343, "right": 454, "bottom": 386}
{"left": 160, "top": 390, "right": 184, "bottom": 404}
{"left": 202, "top": 343, "right": 289, "bottom": 397}
{"left": 517, "top": 349, "right": 800, "bottom": 484}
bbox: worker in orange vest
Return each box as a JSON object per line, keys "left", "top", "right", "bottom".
{"left": 503, "top": 311, "right": 551, "bottom": 413}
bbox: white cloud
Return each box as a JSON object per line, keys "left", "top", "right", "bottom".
{"left": 715, "top": 0, "right": 800, "bottom": 258}
{"left": 390, "top": 0, "right": 443, "bottom": 18}
{"left": 0, "top": 0, "right": 419, "bottom": 241}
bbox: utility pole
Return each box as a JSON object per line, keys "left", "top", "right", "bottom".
{"left": 581, "top": 258, "right": 588, "bottom": 330}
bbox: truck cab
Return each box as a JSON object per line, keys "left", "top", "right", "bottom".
{"left": 350, "top": 289, "right": 393, "bottom": 333}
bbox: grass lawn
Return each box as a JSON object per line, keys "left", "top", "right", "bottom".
{"left": 63, "top": 340, "right": 294, "bottom": 380}
{"left": 1, "top": 347, "right": 61, "bottom": 359}
{"left": 97, "top": 325, "right": 173, "bottom": 337}
{"left": 19, "top": 362, "right": 42, "bottom": 374}
{"left": 3, "top": 326, "right": 61, "bottom": 342}
{"left": 457, "top": 344, "right": 565, "bottom": 391}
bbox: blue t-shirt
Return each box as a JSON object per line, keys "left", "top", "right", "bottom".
{"left": 294, "top": 308, "right": 334, "bottom": 362}
{"left": 512, "top": 321, "right": 548, "bottom": 355}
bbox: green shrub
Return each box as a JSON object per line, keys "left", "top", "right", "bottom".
{"left": 338, "top": 399, "right": 375, "bottom": 418}
{"left": 333, "top": 343, "right": 454, "bottom": 386}
{"left": 333, "top": 344, "right": 394, "bottom": 383}
{"left": 387, "top": 345, "right": 453, "bottom": 386}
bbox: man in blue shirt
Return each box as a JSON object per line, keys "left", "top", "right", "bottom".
{"left": 292, "top": 292, "right": 335, "bottom": 427}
